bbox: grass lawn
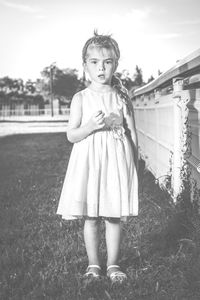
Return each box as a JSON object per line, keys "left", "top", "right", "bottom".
{"left": 0, "top": 133, "right": 200, "bottom": 300}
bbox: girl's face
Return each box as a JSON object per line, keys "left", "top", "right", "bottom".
{"left": 83, "top": 46, "right": 118, "bottom": 86}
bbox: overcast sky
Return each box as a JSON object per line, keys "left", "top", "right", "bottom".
{"left": 0, "top": 0, "right": 200, "bottom": 82}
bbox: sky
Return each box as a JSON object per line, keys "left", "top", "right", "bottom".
{"left": 0, "top": 0, "right": 200, "bottom": 82}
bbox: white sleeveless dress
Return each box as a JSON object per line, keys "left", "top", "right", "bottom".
{"left": 56, "top": 87, "right": 138, "bottom": 220}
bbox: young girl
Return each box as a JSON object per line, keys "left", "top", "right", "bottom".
{"left": 57, "top": 31, "right": 138, "bottom": 283}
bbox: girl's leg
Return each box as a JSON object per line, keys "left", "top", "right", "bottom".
{"left": 84, "top": 218, "right": 101, "bottom": 266}
{"left": 105, "top": 219, "right": 127, "bottom": 281}
{"left": 105, "top": 218, "right": 121, "bottom": 266}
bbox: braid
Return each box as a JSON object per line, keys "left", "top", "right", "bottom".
{"left": 111, "top": 74, "right": 133, "bottom": 115}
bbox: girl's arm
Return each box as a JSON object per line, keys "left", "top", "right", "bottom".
{"left": 123, "top": 101, "right": 139, "bottom": 171}
{"left": 67, "top": 93, "right": 105, "bottom": 143}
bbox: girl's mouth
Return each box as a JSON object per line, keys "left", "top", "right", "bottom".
{"left": 98, "top": 74, "right": 105, "bottom": 79}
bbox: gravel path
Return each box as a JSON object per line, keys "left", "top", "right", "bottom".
{"left": 0, "top": 121, "right": 68, "bottom": 137}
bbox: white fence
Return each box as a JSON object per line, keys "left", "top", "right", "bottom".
{"left": 133, "top": 49, "right": 200, "bottom": 205}
{"left": 0, "top": 106, "right": 70, "bottom": 121}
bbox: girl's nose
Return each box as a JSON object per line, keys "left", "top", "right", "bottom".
{"left": 98, "top": 62, "right": 105, "bottom": 71}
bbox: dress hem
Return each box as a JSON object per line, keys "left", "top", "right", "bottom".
{"left": 57, "top": 212, "right": 139, "bottom": 221}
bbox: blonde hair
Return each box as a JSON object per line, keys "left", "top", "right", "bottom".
{"left": 82, "top": 30, "right": 120, "bottom": 63}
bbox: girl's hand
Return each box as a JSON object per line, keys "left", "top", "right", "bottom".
{"left": 88, "top": 110, "right": 105, "bottom": 131}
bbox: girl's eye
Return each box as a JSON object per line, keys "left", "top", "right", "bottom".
{"left": 106, "top": 61, "right": 112, "bottom": 64}
{"left": 91, "top": 61, "right": 97, "bottom": 64}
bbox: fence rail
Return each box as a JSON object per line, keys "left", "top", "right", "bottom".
{"left": 0, "top": 108, "right": 70, "bottom": 121}
{"left": 133, "top": 49, "right": 200, "bottom": 206}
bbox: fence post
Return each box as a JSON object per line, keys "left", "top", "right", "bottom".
{"left": 172, "top": 78, "right": 184, "bottom": 200}
{"left": 172, "top": 78, "right": 191, "bottom": 202}
{"left": 154, "top": 88, "right": 161, "bottom": 177}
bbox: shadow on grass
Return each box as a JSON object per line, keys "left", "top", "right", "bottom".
{"left": 0, "top": 133, "right": 200, "bottom": 299}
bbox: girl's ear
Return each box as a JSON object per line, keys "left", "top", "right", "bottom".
{"left": 83, "top": 67, "right": 91, "bottom": 82}
{"left": 83, "top": 62, "right": 87, "bottom": 73}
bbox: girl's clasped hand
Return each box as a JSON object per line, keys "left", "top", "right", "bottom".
{"left": 90, "top": 110, "right": 105, "bottom": 130}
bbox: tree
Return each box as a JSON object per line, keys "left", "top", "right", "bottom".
{"left": 0, "top": 76, "right": 45, "bottom": 106}
{"left": 0, "top": 77, "right": 15, "bottom": 94}
{"left": 133, "top": 65, "right": 144, "bottom": 86}
{"left": 147, "top": 75, "right": 155, "bottom": 83}
{"left": 41, "top": 66, "right": 82, "bottom": 101}
{"left": 25, "top": 80, "right": 36, "bottom": 94}
{"left": 116, "top": 69, "right": 135, "bottom": 90}
{"left": 53, "top": 68, "right": 80, "bottom": 99}
{"left": 0, "top": 77, "right": 23, "bottom": 103}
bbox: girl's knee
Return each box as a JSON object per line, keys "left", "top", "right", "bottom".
{"left": 85, "top": 217, "right": 100, "bottom": 227}
{"left": 105, "top": 217, "right": 120, "bottom": 224}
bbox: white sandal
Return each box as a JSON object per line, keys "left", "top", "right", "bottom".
{"left": 84, "top": 264, "right": 101, "bottom": 278}
{"left": 107, "top": 265, "right": 127, "bottom": 283}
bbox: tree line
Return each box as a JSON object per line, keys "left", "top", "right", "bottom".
{"left": 0, "top": 65, "right": 159, "bottom": 107}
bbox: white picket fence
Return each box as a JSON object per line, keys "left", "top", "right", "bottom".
{"left": 133, "top": 49, "right": 200, "bottom": 205}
